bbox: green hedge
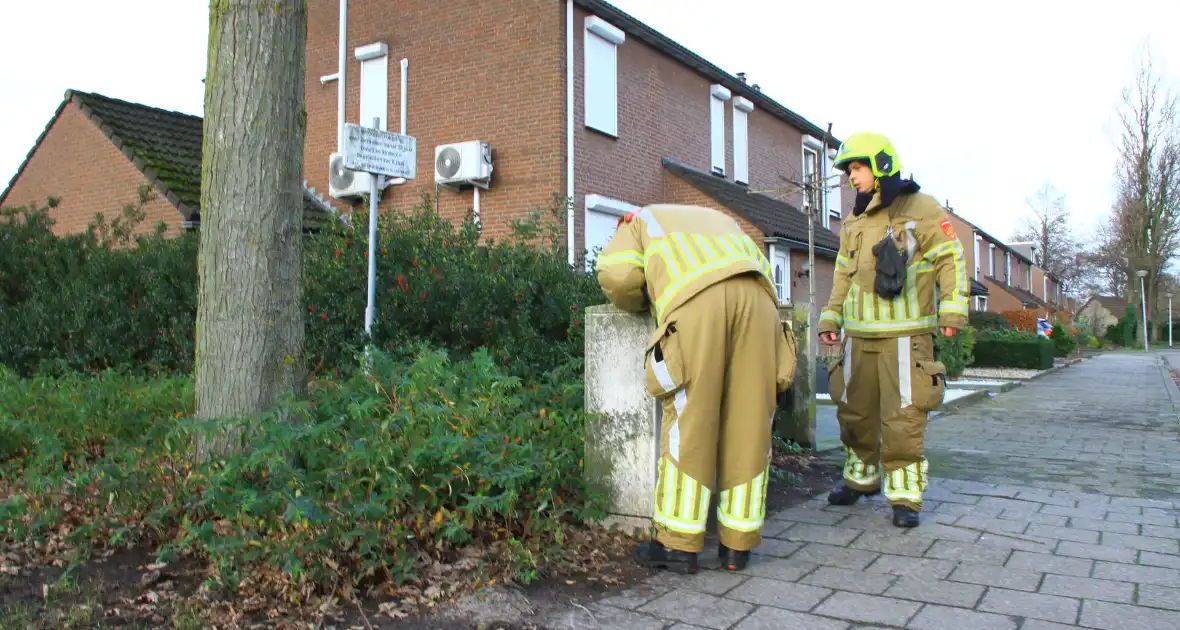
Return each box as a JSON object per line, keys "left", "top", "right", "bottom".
{"left": 0, "top": 191, "right": 605, "bottom": 380}
{"left": 973, "top": 329, "right": 1055, "bottom": 370}
{"left": 968, "top": 311, "right": 1011, "bottom": 331}
{"left": 935, "top": 326, "right": 975, "bottom": 378}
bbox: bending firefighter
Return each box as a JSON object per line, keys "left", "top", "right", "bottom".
{"left": 596, "top": 204, "right": 797, "bottom": 574}
{"left": 820, "top": 132, "right": 968, "bottom": 528}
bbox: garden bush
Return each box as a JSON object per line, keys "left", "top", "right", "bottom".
{"left": 1051, "top": 323, "right": 1077, "bottom": 357}
{"left": 972, "top": 329, "right": 1055, "bottom": 370}
{"left": 968, "top": 311, "right": 1011, "bottom": 332}
{"left": 0, "top": 192, "right": 604, "bottom": 380}
{"left": 935, "top": 325, "right": 975, "bottom": 378}
{"left": 1001, "top": 309, "right": 1039, "bottom": 333}
{"left": 0, "top": 345, "right": 602, "bottom": 602}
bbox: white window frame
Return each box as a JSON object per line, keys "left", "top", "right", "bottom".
{"left": 356, "top": 42, "right": 389, "bottom": 131}
{"left": 767, "top": 241, "right": 791, "bottom": 303}
{"left": 1026, "top": 265, "right": 1032, "bottom": 291}
{"left": 802, "top": 135, "right": 823, "bottom": 227}
{"left": 584, "top": 193, "right": 638, "bottom": 271}
{"left": 989, "top": 243, "right": 996, "bottom": 277}
{"left": 733, "top": 96, "right": 753, "bottom": 184}
{"left": 710, "top": 84, "right": 731, "bottom": 176}
{"left": 1005, "top": 251, "right": 1012, "bottom": 284}
{"left": 975, "top": 296, "right": 988, "bottom": 312}
{"left": 825, "top": 146, "right": 842, "bottom": 222}
{"left": 584, "top": 16, "right": 625, "bottom": 137}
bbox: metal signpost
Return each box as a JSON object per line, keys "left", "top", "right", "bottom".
{"left": 343, "top": 118, "right": 416, "bottom": 366}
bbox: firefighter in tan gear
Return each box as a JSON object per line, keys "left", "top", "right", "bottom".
{"left": 819, "top": 132, "right": 968, "bottom": 528}
{"left": 595, "top": 204, "right": 797, "bottom": 574}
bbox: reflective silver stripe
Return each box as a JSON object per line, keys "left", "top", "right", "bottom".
{"left": 639, "top": 208, "right": 665, "bottom": 238}
{"left": 669, "top": 421, "right": 681, "bottom": 460}
{"left": 904, "top": 221, "right": 919, "bottom": 260}
{"left": 841, "top": 339, "right": 852, "bottom": 404}
{"left": 898, "top": 336, "right": 912, "bottom": 408}
{"left": 652, "top": 356, "right": 676, "bottom": 393}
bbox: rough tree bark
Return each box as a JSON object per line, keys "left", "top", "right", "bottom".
{"left": 195, "top": 0, "right": 308, "bottom": 459}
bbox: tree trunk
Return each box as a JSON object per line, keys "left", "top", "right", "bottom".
{"left": 194, "top": 0, "right": 308, "bottom": 460}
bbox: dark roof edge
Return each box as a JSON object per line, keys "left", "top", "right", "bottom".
{"left": 68, "top": 89, "right": 197, "bottom": 220}
{"left": 765, "top": 236, "right": 839, "bottom": 258}
{"left": 0, "top": 95, "right": 71, "bottom": 209}
{"left": 575, "top": 0, "right": 840, "bottom": 149}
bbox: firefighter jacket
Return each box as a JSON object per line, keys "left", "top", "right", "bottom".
{"left": 595, "top": 204, "right": 796, "bottom": 393}
{"left": 819, "top": 191, "right": 969, "bottom": 339}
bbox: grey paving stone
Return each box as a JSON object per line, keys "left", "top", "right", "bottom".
{"left": 924, "top": 540, "right": 1011, "bottom": 565}
{"left": 751, "top": 538, "right": 802, "bottom": 558}
{"left": 1020, "top": 620, "right": 1083, "bottom": 630}
{"left": 947, "top": 563, "right": 1042, "bottom": 591}
{"left": 780, "top": 523, "right": 864, "bottom": 546}
{"left": 547, "top": 603, "right": 667, "bottom": 630}
{"left": 1006, "top": 550, "right": 1093, "bottom": 578}
{"left": 1016, "top": 490, "right": 1080, "bottom": 508}
{"left": 596, "top": 584, "right": 669, "bottom": 610}
{"left": 1092, "top": 561, "right": 1180, "bottom": 587}
{"left": 954, "top": 515, "right": 1030, "bottom": 534}
{"left": 849, "top": 532, "right": 935, "bottom": 557}
{"left": 1055, "top": 541, "right": 1139, "bottom": 563}
{"left": 1067, "top": 517, "right": 1141, "bottom": 535}
{"left": 910, "top": 520, "right": 984, "bottom": 542}
{"left": 801, "top": 567, "right": 897, "bottom": 594}
{"left": 1039, "top": 574, "right": 1136, "bottom": 603}
{"left": 905, "top": 604, "right": 1018, "bottom": 630}
{"left": 643, "top": 570, "right": 747, "bottom": 596}
{"left": 973, "top": 532, "right": 1057, "bottom": 553}
{"left": 1138, "top": 584, "right": 1180, "bottom": 611}
{"left": 741, "top": 557, "right": 818, "bottom": 582}
{"left": 725, "top": 576, "right": 831, "bottom": 611}
{"left": 1109, "top": 496, "right": 1175, "bottom": 510}
{"left": 635, "top": 589, "right": 754, "bottom": 629}
{"left": 883, "top": 576, "right": 984, "bottom": 608}
{"left": 932, "top": 502, "right": 1004, "bottom": 518}
{"left": 1018, "top": 512, "right": 1071, "bottom": 527}
{"left": 976, "top": 496, "right": 1045, "bottom": 517}
{"left": 761, "top": 520, "right": 794, "bottom": 538}
{"left": 977, "top": 587, "right": 1081, "bottom": 623}
{"left": 730, "top": 606, "right": 850, "bottom": 630}
{"left": 771, "top": 505, "right": 852, "bottom": 526}
{"left": 1027, "top": 523, "right": 1101, "bottom": 544}
{"left": 864, "top": 554, "right": 957, "bottom": 580}
{"left": 1041, "top": 504, "right": 1111, "bottom": 520}
{"left": 1107, "top": 511, "right": 1177, "bottom": 527}
{"left": 790, "top": 543, "right": 881, "bottom": 570}
{"left": 1140, "top": 550, "right": 1180, "bottom": 570}
{"left": 810, "top": 592, "right": 922, "bottom": 626}
{"left": 1141, "top": 524, "right": 1180, "bottom": 539}
{"left": 666, "top": 625, "right": 712, "bottom": 630}
{"left": 1100, "top": 532, "right": 1180, "bottom": 555}
{"left": 1080, "top": 599, "right": 1180, "bottom": 630}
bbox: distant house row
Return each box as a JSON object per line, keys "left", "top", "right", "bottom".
{"left": 0, "top": 0, "right": 1069, "bottom": 335}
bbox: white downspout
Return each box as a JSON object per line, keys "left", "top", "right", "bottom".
{"left": 388, "top": 58, "right": 409, "bottom": 187}
{"left": 337, "top": 0, "right": 347, "bottom": 152}
{"left": 474, "top": 187, "right": 481, "bottom": 227}
{"left": 565, "top": 0, "right": 575, "bottom": 267}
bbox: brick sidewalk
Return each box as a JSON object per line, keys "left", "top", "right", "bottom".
{"left": 541, "top": 353, "right": 1180, "bottom": 629}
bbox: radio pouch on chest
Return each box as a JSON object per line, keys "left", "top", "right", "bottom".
{"left": 871, "top": 229, "right": 908, "bottom": 299}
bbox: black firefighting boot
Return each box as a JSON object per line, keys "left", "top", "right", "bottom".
{"left": 827, "top": 485, "right": 881, "bottom": 506}
{"left": 892, "top": 505, "right": 920, "bottom": 528}
{"left": 717, "top": 543, "right": 750, "bottom": 571}
{"left": 633, "top": 540, "right": 699, "bottom": 574}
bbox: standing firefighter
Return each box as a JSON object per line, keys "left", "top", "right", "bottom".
{"left": 595, "top": 204, "right": 797, "bottom": 574}
{"left": 819, "top": 132, "right": 968, "bottom": 528}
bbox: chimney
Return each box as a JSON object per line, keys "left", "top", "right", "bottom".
{"left": 737, "top": 72, "right": 748, "bottom": 84}
{"left": 752, "top": 84, "right": 761, "bottom": 91}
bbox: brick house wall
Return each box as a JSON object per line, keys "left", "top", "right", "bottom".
{"left": 303, "top": 0, "right": 566, "bottom": 244}
{"left": 983, "top": 277, "right": 1023, "bottom": 313}
{"left": 661, "top": 170, "right": 764, "bottom": 248}
{"left": 0, "top": 102, "right": 181, "bottom": 237}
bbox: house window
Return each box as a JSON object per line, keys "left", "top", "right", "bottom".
{"left": 1005, "top": 252, "right": 1011, "bottom": 283}
{"left": 975, "top": 296, "right": 988, "bottom": 312}
{"left": 802, "top": 135, "right": 823, "bottom": 226}
{"left": 356, "top": 43, "right": 389, "bottom": 133}
{"left": 989, "top": 243, "right": 995, "bottom": 277}
{"left": 1026, "top": 266, "right": 1032, "bottom": 291}
{"left": 825, "top": 146, "right": 842, "bottom": 224}
{"left": 584, "top": 16, "right": 625, "bottom": 137}
{"left": 733, "top": 97, "right": 753, "bottom": 184}
{"left": 584, "top": 194, "right": 638, "bottom": 270}
{"left": 710, "top": 84, "right": 731, "bottom": 175}
{"left": 769, "top": 245, "right": 790, "bottom": 303}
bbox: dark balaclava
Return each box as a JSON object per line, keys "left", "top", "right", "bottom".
{"left": 851, "top": 161, "right": 922, "bottom": 216}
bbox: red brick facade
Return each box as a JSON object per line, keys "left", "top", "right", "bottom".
{"left": 0, "top": 102, "right": 181, "bottom": 238}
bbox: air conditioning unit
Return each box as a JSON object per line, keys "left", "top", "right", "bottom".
{"left": 434, "top": 141, "right": 492, "bottom": 190}
{"left": 328, "top": 152, "right": 372, "bottom": 200}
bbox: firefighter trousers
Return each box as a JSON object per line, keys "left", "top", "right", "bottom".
{"left": 828, "top": 334, "right": 947, "bottom": 511}
{"left": 644, "top": 273, "right": 781, "bottom": 554}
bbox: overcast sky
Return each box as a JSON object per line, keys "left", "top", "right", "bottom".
{"left": 2, "top": 0, "right": 1178, "bottom": 248}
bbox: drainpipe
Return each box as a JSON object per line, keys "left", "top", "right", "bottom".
{"left": 337, "top": 0, "right": 347, "bottom": 152}
{"left": 388, "top": 58, "right": 409, "bottom": 188}
{"left": 566, "top": 0, "right": 575, "bottom": 267}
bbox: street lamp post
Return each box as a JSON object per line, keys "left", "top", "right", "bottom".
{"left": 1137, "top": 269, "right": 1149, "bottom": 353}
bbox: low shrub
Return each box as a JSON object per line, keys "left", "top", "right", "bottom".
{"left": 968, "top": 311, "right": 1011, "bottom": 332}
{"left": 973, "top": 329, "right": 1055, "bottom": 370}
{"left": 1002, "top": 310, "right": 1039, "bottom": 333}
{"left": 1051, "top": 323, "right": 1078, "bottom": 357}
{"left": 936, "top": 325, "right": 975, "bottom": 378}
{"left": 0, "top": 346, "right": 603, "bottom": 603}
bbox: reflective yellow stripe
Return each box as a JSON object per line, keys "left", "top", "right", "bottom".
{"left": 692, "top": 234, "right": 718, "bottom": 261}
{"left": 843, "top": 316, "right": 939, "bottom": 332}
{"left": 939, "top": 300, "right": 969, "bottom": 315}
{"left": 717, "top": 466, "right": 768, "bottom": 533}
{"left": 843, "top": 447, "right": 879, "bottom": 487}
{"left": 654, "top": 457, "right": 710, "bottom": 535}
{"left": 655, "top": 254, "right": 749, "bottom": 318}
{"left": 820, "top": 310, "right": 843, "bottom": 326}
{"left": 657, "top": 241, "right": 681, "bottom": 278}
{"left": 836, "top": 253, "right": 851, "bottom": 268}
{"left": 597, "top": 250, "right": 644, "bottom": 267}
{"left": 672, "top": 233, "right": 700, "bottom": 269}
{"left": 884, "top": 458, "right": 928, "bottom": 504}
